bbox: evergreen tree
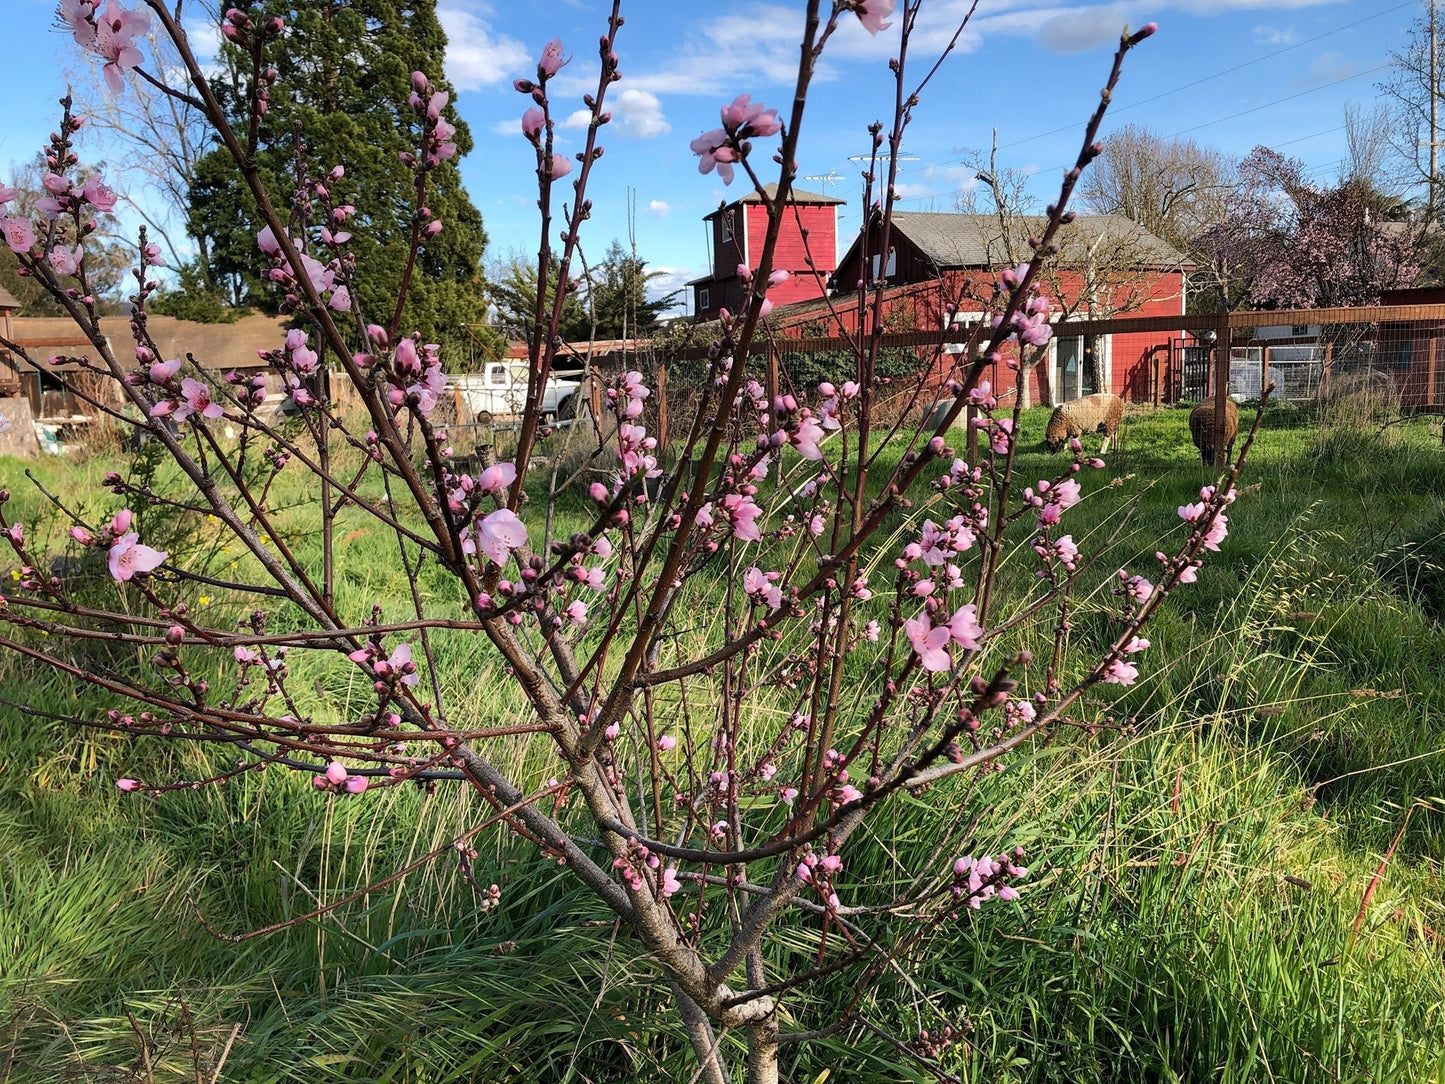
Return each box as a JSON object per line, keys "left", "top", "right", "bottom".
{"left": 588, "top": 241, "right": 682, "bottom": 338}
{"left": 186, "top": 0, "right": 495, "bottom": 346}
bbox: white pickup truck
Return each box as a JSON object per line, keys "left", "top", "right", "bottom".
{"left": 452, "top": 361, "right": 584, "bottom": 425}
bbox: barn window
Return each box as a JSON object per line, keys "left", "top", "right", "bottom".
{"left": 698, "top": 287, "right": 710, "bottom": 312}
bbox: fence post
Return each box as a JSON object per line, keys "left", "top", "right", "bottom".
{"left": 656, "top": 362, "right": 668, "bottom": 450}
{"left": 1213, "top": 311, "right": 1230, "bottom": 469}
{"left": 1261, "top": 346, "right": 1271, "bottom": 401}
{"left": 1427, "top": 332, "right": 1438, "bottom": 410}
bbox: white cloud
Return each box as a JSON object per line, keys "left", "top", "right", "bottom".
{"left": 1034, "top": 6, "right": 1130, "bottom": 54}
{"left": 438, "top": 3, "right": 530, "bottom": 91}
{"left": 560, "top": 89, "right": 669, "bottom": 138}
{"left": 1295, "top": 50, "right": 1358, "bottom": 87}
{"left": 622, "top": 4, "right": 823, "bottom": 97}
{"left": 1254, "top": 24, "right": 1297, "bottom": 44}
{"left": 645, "top": 266, "right": 692, "bottom": 309}
{"left": 611, "top": 89, "right": 671, "bottom": 139}
{"left": 644, "top": 199, "right": 672, "bottom": 218}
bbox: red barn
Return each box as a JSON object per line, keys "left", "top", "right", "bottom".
{"left": 821, "top": 211, "right": 1191, "bottom": 406}
{"left": 689, "top": 183, "right": 844, "bottom": 321}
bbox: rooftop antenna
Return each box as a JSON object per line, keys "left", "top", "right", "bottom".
{"left": 802, "top": 169, "right": 845, "bottom": 193}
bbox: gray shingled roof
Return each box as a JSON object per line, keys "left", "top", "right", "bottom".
{"left": 707, "top": 182, "right": 845, "bottom": 216}
{"left": 886, "top": 212, "right": 1189, "bottom": 270}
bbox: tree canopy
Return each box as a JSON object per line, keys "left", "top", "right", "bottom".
{"left": 1193, "top": 146, "right": 1425, "bottom": 311}
{"left": 186, "top": 0, "right": 494, "bottom": 345}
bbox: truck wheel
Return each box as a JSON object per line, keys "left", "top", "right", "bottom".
{"left": 556, "top": 395, "right": 577, "bottom": 421}
{"left": 475, "top": 410, "right": 494, "bottom": 427}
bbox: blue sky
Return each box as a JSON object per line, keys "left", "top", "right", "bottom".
{"left": 0, "top": 0, "right": 1422, "bottom": 315}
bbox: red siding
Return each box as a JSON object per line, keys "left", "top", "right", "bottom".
{"left": 770, "top": 266, "right": 1187, "bottom": 405}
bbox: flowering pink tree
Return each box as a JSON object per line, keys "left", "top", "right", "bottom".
{"left": 0, "top": 3, "right": 1254, "bottom": 1081}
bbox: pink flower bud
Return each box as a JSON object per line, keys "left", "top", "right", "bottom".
{"left": 345, "top": 775, "right": 369, "bottom": 794}
{"left": 325, "top": 761, "right": 348, "bottom": 785}
{"left": 116, "top": 778, "right": 140, "bottom": 792}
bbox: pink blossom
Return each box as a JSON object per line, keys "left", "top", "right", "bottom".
{"left": 1102, "top": 659, "right": 1140, "bottom": 685}
{"left": 173, "top": 377, "right": 223, "bottom": 422}
{"left": 1123, "top": 636, "right": 1150, "bottom": 654}
{"left": 110, "top": 508, "right": 133, "bottom": 534}
{"left": 905, "top": 613, "right": 952, "bottom": 672}
{"left": 94, "top": 1, "right": 151, "bottom": 94}
{"left": 81, "top": 176, "right": 119, "bottom": 212}
{"left": 476, "top": 508, "right": 528, "bottom": 566}
{"left": 792, "top": 416, "right": 825, "bottom": 460}
{"left": 477, "top": 461, "right": 517, "bottom": 493}
{"left": 564, "top": 599, "right": 588, "bottom": 625}
{"left": 325, "top": 761, "right": 348, "bottom": 785}
{"left": 722, "top": 493, "right": 764, "bottom": 542}
{"left": 4, "top": 523, "right": 22, "bottom": 546}
{"left": 1052, "top": 478, "right": 1082, "bottom": 509}
{"left": 743, "top": 565, "right": 782, "bottom": 609}
{"left": 661, "top": 866, "right": 682, "bottom": 898}
{"left": 382, "top": 642, "right": 419, "bottom": 687}
{"left": 547, "top": 153, "right": 572, "bottom": 182}
{"left": 1200, "top": 511, "right": 1229, "bottom": 551}
{"left": 257, "top": 225, "right": 282, "bottom": 256}
{"left": 69, "top": 525, "right": 95, "bottom": 545}
{"left": 863, "top": 620, "right": 880, "bottom": 642}
{"left": 855, "top": 0, "right": 896, "bottom": 34}
{"left": 689, "top": 128, "right": 737, "bottom": 185}
{"left": 328, "top": 284, "right": 351, "bottom": 312}
{"left": 107, "top": 532, "right": 166, "bottom": 581}
{"left": 537, "top": 38, "right": 569, "bottom": 78}
{"left": 947, "top": 604, "right": 983, "bottom": 650}
{"left": 48, "top": 244, "right": 82, "bottom": 277}
{"left": 657, "top": 734, "right": 677, "bottom": 752}
{"left": 344, "top": 775, "right": 369, "bottom": 794}
{"left": 116, "top": 778, "right": 140, "bottom": 792}
{"left": 521, "top": 106, "right": 544, "bottom": 140}
{"left": 2, "top": 216, "right": 35, "bottom": 254}
{"left": 720, "top": 94, "right": 781, "bottom": 138}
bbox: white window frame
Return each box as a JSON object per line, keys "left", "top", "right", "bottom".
{"left": 698, "top": 287, "right": 711, "bottom": 313}
{"left": 868, "top": 248, "right": 897, "bottom": 283}
{"left": 943, "top": 311, "right": 984, "bottom": 356}
{"left": 1048, "top": 332, "right": 1112, "bottom": 402}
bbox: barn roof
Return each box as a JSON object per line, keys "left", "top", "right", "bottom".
{"left": 7, "top": 313, "right": 288, "bottom": 372}
{"left": 869, "top": 212, "right": 1190, "bottom": 271}
{"left": 705, "top": 182, "right": 845, "bottom": 219}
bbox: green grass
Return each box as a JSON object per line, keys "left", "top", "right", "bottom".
{"left": 3, "top": 404, "right": 1445, "bottom": 1081}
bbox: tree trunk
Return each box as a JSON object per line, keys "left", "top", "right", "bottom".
{"left": 745, "top": 1016, "right": 780, "bottom": 1084}
{"left": 673, "top": 982, "right": 732, "bottom": 1084}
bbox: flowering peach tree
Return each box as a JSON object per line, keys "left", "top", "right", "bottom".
{"left": 0, "top": 2, "right": 1255, "bottom": 1081}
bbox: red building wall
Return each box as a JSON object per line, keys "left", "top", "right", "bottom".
{"left": 772, "top": 265, "right": 1187, "bottom": 405}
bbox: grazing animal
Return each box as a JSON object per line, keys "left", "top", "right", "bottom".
{"left": 1043, "top": 393, "right": 1125, "bottom": 453}
{"left": 1188, "top": 399, "right": 1239, "bottom": 466}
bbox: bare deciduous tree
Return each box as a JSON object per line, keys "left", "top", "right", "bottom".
{"left": 1078, "top": 123, "right": 1234, "bottom": 255}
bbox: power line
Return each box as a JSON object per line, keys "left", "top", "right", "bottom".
{"left": 994, "top": 0, "right": 1414, "bottom": 153}
{"left": 1163, "top": 63, "right": 1390, "bottom": 139}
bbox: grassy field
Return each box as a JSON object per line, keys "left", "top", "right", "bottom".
{"left": 3, "top": 402, "right": 1445, "bottom": 1082}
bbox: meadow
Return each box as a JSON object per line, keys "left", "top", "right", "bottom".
{"left": 3, "top": 402, "right": 1445, "bottom": 1083}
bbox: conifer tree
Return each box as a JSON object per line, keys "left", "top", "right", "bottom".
{"left": 186, "top": 0, "right": 494, "bottom": 344}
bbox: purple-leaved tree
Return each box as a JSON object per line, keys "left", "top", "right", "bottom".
{"left": 0, "top": 3, "right": 1255, "bottom": 1081}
